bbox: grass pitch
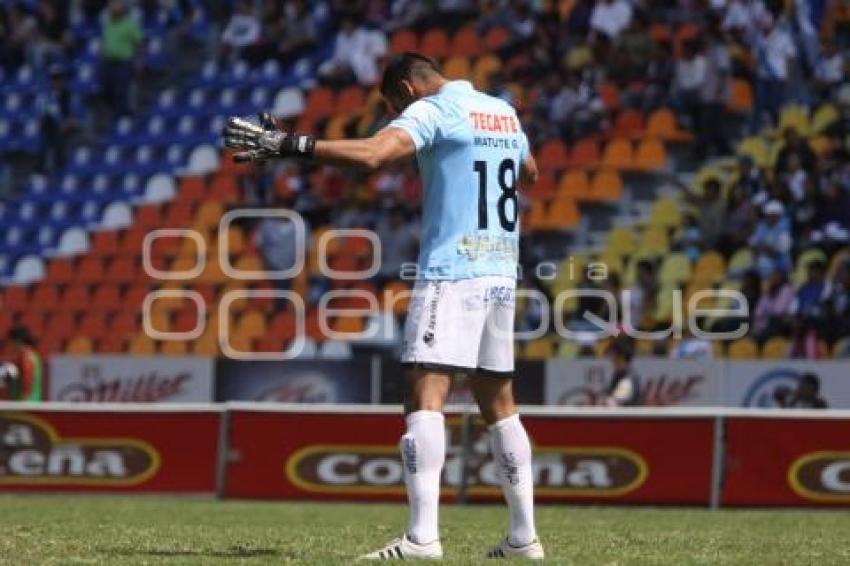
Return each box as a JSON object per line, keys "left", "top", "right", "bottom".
{"left": 0, "top": 495, "right": 849, "bottom": 565}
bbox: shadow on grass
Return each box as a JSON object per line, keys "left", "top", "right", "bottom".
{"left": 100, "top": 545, "right": 282, "bottom": 559}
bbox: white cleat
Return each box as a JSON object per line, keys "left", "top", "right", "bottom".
{"left": 359, "top": 534, "right": 443, "bottom": 560}
{"left": 486, "top": 538, "right": 545, "bottom": 560}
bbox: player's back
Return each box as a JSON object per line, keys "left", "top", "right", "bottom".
{"left": 389, "top": 80, "right": 530, "bottom": 281}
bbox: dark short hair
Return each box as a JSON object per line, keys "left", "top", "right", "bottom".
{"left": 379, "top": 52, "right": 441, "bottom": 99}
{"left": 8, "top": 325, "right": 35, "bottom": 346}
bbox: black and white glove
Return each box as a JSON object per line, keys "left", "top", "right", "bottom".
{"left": 223, "top": 112, "right": 316, "bottom": 163}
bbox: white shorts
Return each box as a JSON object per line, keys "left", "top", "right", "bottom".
{"left": 401, "top": 276, "right": 516, "bottom": 376}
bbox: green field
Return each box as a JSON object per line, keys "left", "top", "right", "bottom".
{"left": 1, "top": 495, "right": 849, "bottom": 565}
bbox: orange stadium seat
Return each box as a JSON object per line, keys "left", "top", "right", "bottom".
{"left": 336, "top": 86, "right": 365, "bottom": 114}
{"left": 390, "top": 29, "right": 418, "bottom": 53}
{"left": 451, "top": 25, "right": 481, "bottom": 56}
{"left": 614, "top": 109, "right": 645, "bottom": 138}
{"left": 76, "top": 257, "right": 104, "bottom": 284}
{"left": 420, "top": 28, "right": 450, "bottom": 59}
{"left": 524, "top": 200, "right": 547, "bottom": 232}
{"left": 91, "top": 231, "right": 120, "bottom": 256}
{"left": 647, "top": 108, "right": 692, "bottom": 141}
{"left": 179, "top": 176, "right": 207, "bottom": 203}
{"left": 112, "top": 312, "right": 140, "bottom": 335}
{"left": 128, "top": 333, "right": 156, "bottom": 355}
{"left": 90, "top": 284, "right": 122, "bottom": 312}
{"left": 597, "top": 82, "right": 620, "bottom": 111}
{"left": 588, "top": 170, "right": 623, "bottom": 202}
{"left": 65, "top": 336, "right": 93, "bottom": 354}
{"left": 120, "top": 227, "right": 148, "bottom": 254}
{"left": 538, "top": 139, "right": 570, "bottom": 171}
{"left": 134, "top": 204, "right": 161, "bottom": 228}
{"left": 29, "top": 283, "right": 59, "bottom": 312}
{"left": 45, "top": 258, "right": 74, "bottom": 283}
{"left": 107, "top": 256, "right": 140, "bottom": 284}
{"left": 443, "top": 56, "right": 471, "bottom": 80}
{"left": 3, "top": 286, "right": 29, "bottom": 312}
{"left": 209, "top": 173, "right": 240, "bottom": 204}
{"left": 324, "top": 114, "right": 349, "bottom": 140}
{"left": 236, "top": 309, "right": 267, "bottom": 339}
{"left": 163, "top": 201, "right": 194, "bottom": 227}
{"left": 45, "top": 312, "right": 76, "bottom": 339}
{"left": 728, "top": 79, "right": 753, "bottom": 113}
{"left": 160, "top": 340, "right": 188, "bottom": 356}
{"left": 601, "top": 138, "right": 634, "bottom": 169}
{"left": 544, "top": 198, "right": 580, "bottom": 230}
{"left": 568, "top": 138, "right": 599, "bottom": 168}
{"left": 304, "top": 87, "right": 335, "bottom": 119}
{"left": 79, "top": 313, "right": 107, "bottom": 339}
{"left": 557, "top": 170, "right": 590, "bottom": 200}
{"left": 634, "top": 138, "right": 667, "bottom": 171}
{"left": 98, "top": 335, "right": 126, "bottom": 353}
{"left": 194, "top": 201, "right": 224, "bottom": 230}
{"left": 483, "top": 26, "right": 510, "bottom": 50}
{"left": 526, "top": 172, "right": 555, "bottom": 200}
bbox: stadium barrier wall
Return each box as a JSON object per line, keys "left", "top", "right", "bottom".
{"left": 43, "top": 355, "right": 850, "bottom": 408}
{"left": 1, "top": 403, "right": 849, "bottom": 506}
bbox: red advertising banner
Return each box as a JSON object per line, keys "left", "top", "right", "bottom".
{"left": 723, "top": 417, "right": 850, "bottom": 506}
{"left": 225, "top": 408, "right": 715, "bottom": 504}
{"left": 0, "top": 407, "right": 221, "bottom": 493}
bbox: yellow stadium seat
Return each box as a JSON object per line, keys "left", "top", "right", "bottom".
{"left": 197, "top": 257, "right": 228, "bottom": 283}
{"left": 728, "top": 337, "right": 759, "bottom": 359}
{"left": 646, "top": 108, "right": 692, "bottom": 141}
{"left": 595, "top": 251, "right": 624, "bottom": 276}
{"left": 793, "top": 248, "right": 828, "bottom": 285}
{"left": 332, "top": 316, "right": 365, "bottom": 335}
{"left": 761, "top": 337, "right": 789, "bottom": 359}
{"left": 324, "top": 114, "right": 349, "bottom": 140}
{"left": 65, "top": 336, "right": 93, "bottom": 354}
{"left": 809, "top": 103, "right": 839, "bottom": 135}
{"left": 833, "top": 337, "right": 850, "bottom": 359}
{"left": 649, "top": 198, "right": 682, "bottom": 229}
{"left": 128, "top": 333, "right": 156, "bottom": 355}
{"left": 728, "top": 247, "right": 754, "bottom": 274}
{"left": 659, "top": 253, "right": 692, "bottom": 285}
{"left": 693, "top": 251, "right": 727, "bottom": 283}
{"left": 557, "top": 340, "right": 579, "bottom": 359}
{"left": 237, "top": 309, "right": 267, "bottom": 339}
{"left": 778, "top": 104, "right": 809, "bottom": 134}
{"left": 737, "top": 137, "right": 769, "bottom": 168}
{"left": 160, "top": 340, "right": 188, "bottom": 356}
{"left": 606, "top": 226, "right": 637, "bottom": 256}
{"left": 638, "top": 226, "right": 669, "bottom": 256}
{"left": 523, "top": 337, "right": 553, "bottom": 360}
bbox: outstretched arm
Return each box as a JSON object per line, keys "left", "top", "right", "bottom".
{"left": 223, "top": 113, "right": 415, "bottom": 171}
{"left": 313, "top": 127, "right": 416, "bottom": 170}
{"left": 520, "top": 154, "right": 539, "bottom": 186}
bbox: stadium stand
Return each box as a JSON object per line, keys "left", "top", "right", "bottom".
{"left": 1, "top": 0, "right": 849, "bottom": 363}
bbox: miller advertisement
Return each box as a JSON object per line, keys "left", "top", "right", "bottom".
{"left": 49, "top": 356, "right": 215, "bottom": 403}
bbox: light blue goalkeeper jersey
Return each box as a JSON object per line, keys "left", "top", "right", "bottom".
{"left": 388, "top": 80, "right": 530, "bottom": 280}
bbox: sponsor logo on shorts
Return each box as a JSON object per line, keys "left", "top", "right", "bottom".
{"left": 0, "top": 413, "right": 160, "bottom": 485}
{"left": 284, "top": 419, "right": 647, "bottom": 498}
{"left": 423, "top": 282, "right": 443, "bottom": 347}
{"left": 788, "top": 451, "right": 850, "bottom": 502}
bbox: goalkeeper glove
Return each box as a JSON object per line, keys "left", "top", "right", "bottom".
{"left": 223, "top": 111, "right": 316, "bottom": 163}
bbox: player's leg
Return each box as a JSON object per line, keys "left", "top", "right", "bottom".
{"left": 401, "top": 368, "right": 450, "bottom": 547}
{"left": 472, "top": 277, "right": 543, "bottom": 559}
{"left": 470, "top": 376, "right": 542, "bottom": 559}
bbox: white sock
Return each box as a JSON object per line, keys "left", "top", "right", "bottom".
{"left": 400, "top": 410, "right": 445, "bottom": 545}
{"left": 489, "top": 413, "right": 536, "bottom": 547}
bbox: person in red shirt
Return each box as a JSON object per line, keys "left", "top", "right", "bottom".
{"left": 4, "top": 326, "right": 44, "bottom": 401}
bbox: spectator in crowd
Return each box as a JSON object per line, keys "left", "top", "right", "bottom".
{"left": 775, "top": 127, "right": 817, "bottom": 176}
{"left": 793, "top": 259, "right": 828, "bottom": 320}
{"left": 718, "top": 183, "right": 756, "bottom": 256}
{"left": 825, "top": 260, "right": 850, "bottom": 340}
{"left": 749, "top": 200, "right": 792, "bottom": 275}
{"left": 3, "top": 326, "right": 43, "bottom": 402}
{"left": 0, "top": 3, "right": 38, "bottom": 70}
{"left": 773, "top": 372, "right": 827, "bottom": 408}
{"left": 318, "top": 17, "right": 387, "bottom": 86}
{"left": 625, "top": 259, "right": 659, "bottom": 331}
{"left": 751, "top": 12, "right": 796, "bottom": 131}
{"left": 813, "top": 41, "right": 845, "bottom": 100}
{"left": 255, "top": 203, "right": 310, "bottom": 308}
{"left": 814, "top": 180, "right": 850, "bottom": 239}
{"left": 220, "top": 0, "right": 260, "bottom": 63}
{"left": 698, "top": 27, "right": 732, "bottom": 155}
{"left": 673, "top": 39, "right": 707, "bottom": 135}
{"left": 38, "top": 63, "right": 78, "bottom": 173}
{"left": 100, "top": 0, "right": 143, "bottom": 118}
{"left": 602, "top": 335, "right": 641, "bottom": 407}
{"left": 589, "top": 0, "right": 633, "bottom": 42}
{"left": 752, "top": 265, "right": 795, "bottom": 340}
